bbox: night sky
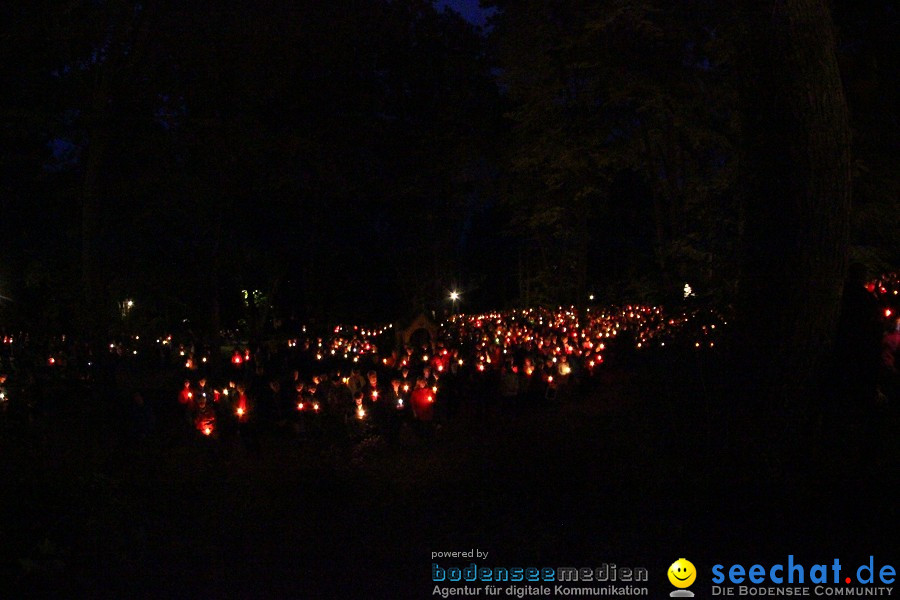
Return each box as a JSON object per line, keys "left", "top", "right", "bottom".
{"left": 436, "top": 0, "right": 495, "bottom": 27}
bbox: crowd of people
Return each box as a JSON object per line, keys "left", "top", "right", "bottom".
{"left": 1, "top": 272, "right": 898, "bottom": 443}
{"left": 160, "top": 303, "right": 731, "bottom": 447}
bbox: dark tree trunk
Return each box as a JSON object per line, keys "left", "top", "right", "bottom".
{"left": 732, "top": 0, "right": 852, "bottom": 415}
{"left": 81, "top": 89, "right": 111, "bottom": 345}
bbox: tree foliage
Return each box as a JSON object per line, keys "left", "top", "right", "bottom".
{"left": 487, "top": 0, "right": 741, "bottom": 305}
{"left": 1, "top": 0, "right": 501, "bottom": 335}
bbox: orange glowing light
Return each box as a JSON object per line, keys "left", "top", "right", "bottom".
{"left": 203, "top": 426, "right": 212, "bottom": 436}
{"left": 236, "top": 407, "right": 245, "bottom": 417}
{"left": 886, "top": 308, "right": 893, "bottom": 318}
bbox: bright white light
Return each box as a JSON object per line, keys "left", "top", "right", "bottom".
{"left": 683, "top": 283, "right": 694, "bottom": 298}
{"left": 450, "top": 291, "right": 460, "bottom": 301}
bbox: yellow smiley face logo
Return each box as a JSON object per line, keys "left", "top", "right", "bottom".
{"left": 668, "top": 558, "right": 696, "bottom": 588}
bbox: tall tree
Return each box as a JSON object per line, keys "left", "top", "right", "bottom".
{"left": 488, "top": 0, "right": 739, "bottom": 305}
{"left": 731, "top": 0, "right": 852, "bottom": 412}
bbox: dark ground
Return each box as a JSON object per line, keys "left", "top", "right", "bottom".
{"left": 1, "top": 353, "right": 898, "bottom": 599}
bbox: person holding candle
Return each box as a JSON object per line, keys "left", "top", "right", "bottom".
{"left": 345, "top": 368, "right": 363, "bottom": 396}
{"left": 234, "top": 383, "right": 260, "bottom": 453}
{"left": 410, "top": 375, "right": 436, "bottom": 443}
{"left": 193, "top": 388, "right": 216, "bottom": 437}
{"left": 0, "top": 373, "right": 9, "bottom": 415}
{"left": 835, "top": 263, "right": 884, "bottom": 407}
{"left": 398, "top": 365, "right": 413, "bottom": 392}
{"left": 880, "top": 317, "right": 900, "bottom": 404}
{"left": 389, "top": 378, "right": 407, "bottom": 413}
{"left": 364, "top": 370, "right": 392, "bottom": 438}
{"left": 177, "top": 379, "right": 194, "bottom": 426}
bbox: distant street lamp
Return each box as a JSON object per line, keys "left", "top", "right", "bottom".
{"left": 121, "top": 298, "right": 135, "bottom": 319}
{"left": 449, "top": 290, "right": 460, "bottom": 314}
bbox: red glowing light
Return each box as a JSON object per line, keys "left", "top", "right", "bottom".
{"left": 886, "top": 308, "right": 893, "bottom": 318}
